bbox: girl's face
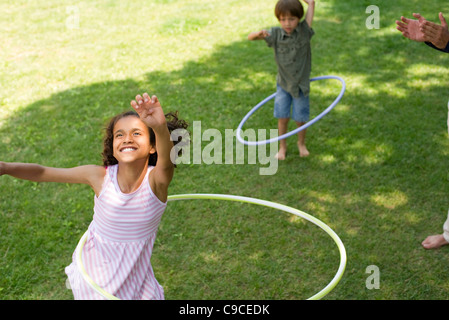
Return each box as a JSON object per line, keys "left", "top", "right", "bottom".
{"left": 279, "top": 13, "right": 299, "bottom": 34}
{"left": 112, "top": 116, "right": 155, "bottom": 164}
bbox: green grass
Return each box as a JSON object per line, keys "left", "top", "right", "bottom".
{"left": 1, "top": 0, "right": 449, "bottom": 300}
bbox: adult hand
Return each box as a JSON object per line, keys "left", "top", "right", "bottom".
{"left": 420, "top": 12, "right": 449, "bottom": 49}
{"left": 396, "top": 13, "right": 427, "bottom": 42}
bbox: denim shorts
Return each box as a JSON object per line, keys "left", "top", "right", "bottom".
{"left": 273, "top": 84, "right": 309, "bottom": 123}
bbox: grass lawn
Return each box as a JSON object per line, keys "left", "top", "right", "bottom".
{"left": 1, "top": 0, "right": 449, "bottom": 300}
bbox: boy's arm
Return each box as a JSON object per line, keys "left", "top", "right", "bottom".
{"left": 248, "top": 30, "right": 269, "bottom": 40}
{"left": 131, "top": 93, "right": 174, "bottom": 202}
{"left": 0, "top": 162, "right": 105, "bottom": 193}
{"left": 304, "top": 0, "right": 315, "bottom": 27}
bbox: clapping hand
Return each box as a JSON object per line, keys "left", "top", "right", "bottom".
{"left": 420, "top": 12, "right": 449, "bottom": 49}
{"left": 396, "top": 13, "right": 449, "bottom": 49}
{"left": 396, "top": 13, "right": 427, "bottom": 42}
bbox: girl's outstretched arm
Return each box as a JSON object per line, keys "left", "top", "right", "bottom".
{"left": 0, "top": 162, "right": 106, "bottom": 196}
{"left": 130, "top": 93, "right": 174, "bottom": 202}
{"left": 304, "top": 0, "right": 315, "bottom": 27}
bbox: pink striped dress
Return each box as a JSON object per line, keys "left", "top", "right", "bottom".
{"left": 65, "top": 164, "right": 167, "bottom": 300}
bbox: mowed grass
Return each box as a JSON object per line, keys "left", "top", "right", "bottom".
{"left": 1, "top": 0, "right": 449, "bottom": 300}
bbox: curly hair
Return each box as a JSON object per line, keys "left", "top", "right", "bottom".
{"left": 102, "top": 110, "right": 189, "bottom": 167}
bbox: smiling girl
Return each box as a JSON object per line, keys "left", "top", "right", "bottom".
{"left": 0, "top": 93, "right": 188, "bottom": 299}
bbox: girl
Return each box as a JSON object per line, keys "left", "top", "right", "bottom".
{"left": 0, "top": 93, "right": 188, "bottom": 299}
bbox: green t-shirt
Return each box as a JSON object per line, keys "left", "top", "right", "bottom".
{"left": 264, "top": 20, "right": 314, "bottom": 97}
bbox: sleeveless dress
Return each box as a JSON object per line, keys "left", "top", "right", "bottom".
{"left": 65, "top": 164, "right": 167, "bottom": 300}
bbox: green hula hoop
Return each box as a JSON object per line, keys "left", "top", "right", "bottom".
{"left": 75, "top": 193, "right": 346, "bottom": 300}
{"left": 75, "top": 231, "right": 120, "bottom": 300}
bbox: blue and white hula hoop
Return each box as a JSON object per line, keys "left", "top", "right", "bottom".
{"left": 76, "top": 193, "right": 346, "bottom": 300}
{"left": 236, "top": 75, "right": 346, "bottom": 146}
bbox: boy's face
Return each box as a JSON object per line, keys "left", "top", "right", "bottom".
{"left": 279, "top": 13, "right": 300, "bottom": 34}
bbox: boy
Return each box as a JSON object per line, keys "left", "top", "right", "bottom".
{"left": 248, "top": 0, "right": 315, "bottom": 159}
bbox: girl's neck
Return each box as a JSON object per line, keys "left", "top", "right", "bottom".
{"left": 116, "top": 159, "right": 148, "bottom": 194}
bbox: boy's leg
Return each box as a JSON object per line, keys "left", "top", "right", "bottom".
{"left": 274, "top": 84, "right": 292, "bottom": 160}
{"left": 276, "top": 118, "right": 289, "bottom": 160}
{"left": 295, "top": 121, "right": 309, "bottom": 157}
{"left": 292, "top": 90, "right": 310, "bottom": 157}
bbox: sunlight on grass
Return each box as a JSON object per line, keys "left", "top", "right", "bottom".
{"left": 2, "top": 0, "right": 449, "bottom": 301}
{"left": 200, "top": 251, "right": 220, "bottom": 263}
{"left": 318, "top": 154, "right": 336, "bottom": 164}
{"left": 287, "top": 215, "right": 308, "bottom": 225}
{"left": 332, "top": 140, "right": 394, "bottom": 165}
{"left": 345, "top": 73, "right": 409, "bottom": 99}
{"left": 363, "top": 143, "right": 394, "bottom": 165}
{"left": 302, "top": 190, "right": 337, "bottom": 219}
{"left": 371, "top": 191, "right": 408, "bottom": 210}
{"left": 345, "top": 75, "right": 376, "bottom": 95}
{"left": 404, "top": 212, "right": 422, "bottom": 225}
{"left": 406, "top": 63, "right": 449, "bottom": 89}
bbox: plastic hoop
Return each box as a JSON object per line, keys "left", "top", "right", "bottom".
{"left": 236, "top": 75, "right": 346, "bottom": 146}
{"left": 76, "top": 193, "right": 346, "bottom": 300}
{"left": 75, "top": 232, "right": 120, "bottom": 300}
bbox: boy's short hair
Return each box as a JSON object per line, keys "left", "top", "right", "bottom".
{"left": 275, "top": 0, "right": 304, "bottom": 20}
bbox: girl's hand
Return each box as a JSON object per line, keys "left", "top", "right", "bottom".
{"left": 130, "top": 93, "right": 166, "bottom": 130}
{"left": 303, "top": 0, "right": 315, "bottom": 5}
{"left": 0, "top": 162, "right": 4, "bottom": 176}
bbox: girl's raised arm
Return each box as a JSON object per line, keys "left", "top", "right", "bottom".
{"left": 130, "top": 93, "right": 174, "bottom": 202}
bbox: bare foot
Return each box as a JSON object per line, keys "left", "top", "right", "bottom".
{"left": 422, "top": 234, "right": 448, "bottom": 249}
{"left": 298, "top": 143, "right": 309, "bottom": 157}
{"left": 275, "top": 148, "right": 286, "bottom": 160}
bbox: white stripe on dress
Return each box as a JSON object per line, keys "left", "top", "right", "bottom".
{"left": 65, "top": 165, "right": 167, "bottom": 300}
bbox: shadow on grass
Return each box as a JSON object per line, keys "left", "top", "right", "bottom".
{"left": 1, "top": 8, "right": 449, "bottom": 299}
